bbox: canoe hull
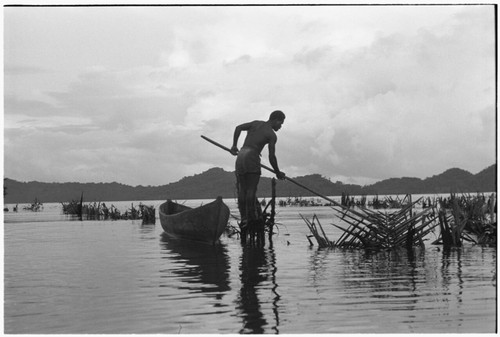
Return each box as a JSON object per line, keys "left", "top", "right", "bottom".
{"left": 159, "top": 197, "right": 230, "bottom": 244}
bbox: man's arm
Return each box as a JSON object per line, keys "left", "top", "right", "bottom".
{"left": 268, "top": 135, "right": 286, "bottom": 180}
{"left": 230, "top": 122, "right": 252, "bottom": 155}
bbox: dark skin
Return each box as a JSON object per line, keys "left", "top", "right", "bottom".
{"left": 230, "top": 118, "right": 286, "bottom": 179}
{"left": 231, "top": 117, "right": 285, "bottom": 225}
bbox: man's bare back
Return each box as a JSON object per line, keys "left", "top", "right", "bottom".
{"left": 241, "top": 121, "right": 277, "bottom": 153}
{"left": 231, "top": 111, "right": 285, "bottom": 179}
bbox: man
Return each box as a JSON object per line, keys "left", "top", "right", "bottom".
{"left": 230, "top": 110, "right": 286, "bottom": 229}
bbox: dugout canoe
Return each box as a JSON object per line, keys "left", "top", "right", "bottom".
{"left": 158, "top": 197, "right": 230, "bottom": 244}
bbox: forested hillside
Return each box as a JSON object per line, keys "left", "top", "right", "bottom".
{"left": 3, "top": 164, "right": 496, "bottom": 203}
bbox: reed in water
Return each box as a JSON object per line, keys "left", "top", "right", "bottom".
{"left": 303, "top": 193, "right": 496, "bottom": 250}
{"left": 433, "top": 193, "right": 496, "bottom": 247}
{"left": 303, "top": 195, "right": 437, "bottom": 250}
{"left": 62, "top": 198, "right": 155, "bottom": 224}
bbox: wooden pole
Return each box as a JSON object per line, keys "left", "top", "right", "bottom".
{"left": 201, "top": 135, "right": 344, "bottom": 208}
{"left": 269, "top": 178, "right": 276, "bottom": 241}
{"left": 78, "top": 192, "right": 83, "bottom": 221}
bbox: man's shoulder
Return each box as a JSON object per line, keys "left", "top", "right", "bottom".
{"left": 248, "top": 120, "right": 266, "bottom": 129}
{"left": 251, "top": 120, "right": 265, "bottom": 125}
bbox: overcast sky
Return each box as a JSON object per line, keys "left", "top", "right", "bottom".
{"left": 3, "top": 4, "right": 496, "bottom": 187}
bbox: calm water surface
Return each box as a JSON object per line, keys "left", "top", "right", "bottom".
{"left": 4, "top": 199, "right": 497, "bottom": 333}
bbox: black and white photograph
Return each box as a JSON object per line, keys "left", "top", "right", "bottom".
{"left": 3, "top": 2, "right": 497, "bottom": 334}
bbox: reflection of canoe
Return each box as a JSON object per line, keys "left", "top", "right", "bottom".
{"left": 158, "top": 197, "right": 230, "bottom": 244}
{"left": 159, "top": 235, "right": 231, "bottom": 293}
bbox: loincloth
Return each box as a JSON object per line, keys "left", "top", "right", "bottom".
{"left": 235, "top": 147, "right": 261, "bottom": 175}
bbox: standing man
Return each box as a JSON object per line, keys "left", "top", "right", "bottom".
{"left": 230, "top": 110, "right": 286, "bottom": 229}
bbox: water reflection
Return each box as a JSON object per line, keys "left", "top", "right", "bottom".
{"left": 236, "top": 243, "right": 280, "bottom": 334}
{"left": 138, "top": 223, "right": 156, "bottom": 238}
{"left": 158, "top": 235, "right": 231, "bottom": 296}
{"left": 308, "top": 248, "right": 331, "bottom": 284}
{"left": 139, "top": 223, "right": 156, "bottom": 233}
{"left": 325, "top": 247, "right": 431, "bottom": 316}
{"left": 441, "top": 248, "right": 463, "bottom": 298}
{"left": 334, "top": 247, "right": 496, "bottom": 321}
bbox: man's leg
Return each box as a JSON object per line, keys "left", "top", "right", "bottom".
{"left": 236, "top": 174, "right": 247, "bottom": 226}
{"left": 245, "top": 173, "right": 261, "bottom": 223}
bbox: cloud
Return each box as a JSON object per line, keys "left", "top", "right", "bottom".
{"left": 279, "top": 7, "right": 495, "bottom": 182}
{"left": 3, "top": 5, "right": 495, "bottom": 186}
{"left": 4, "top": 65, "right": 49, "bottom": 75}
{"left": 4, "top": 63, "right": 239, "bottom": 185}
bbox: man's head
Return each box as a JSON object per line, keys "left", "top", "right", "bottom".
{"left": 269, "top": 110, "right": 285, "bottom": 131}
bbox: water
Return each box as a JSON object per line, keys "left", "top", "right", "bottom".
{"left": 3, "top": 199, "right": 497, "bottom": 333}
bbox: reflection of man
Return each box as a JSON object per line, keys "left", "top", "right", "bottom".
{"left": 230, "top": 110, "right": 286, "bottom": 229}
{"left": 237, "top": 245, "right": 274, "bottom": 333}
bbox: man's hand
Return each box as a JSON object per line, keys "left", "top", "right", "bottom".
{"left": 276, "top": 171, "right": 286, "bottom": 180}
{"left": 230, "top": 146, "right": 239, "bottom": 156}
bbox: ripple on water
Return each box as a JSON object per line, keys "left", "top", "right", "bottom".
{"left": 3, "top": 208, "right": 497, "bottom": 334}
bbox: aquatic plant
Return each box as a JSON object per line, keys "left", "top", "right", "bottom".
{"left": 139, "top": 204, "right": 156, "bottom": 224}
{"left": 367, "top": 194, "right": 412, "bottom": 209}
{"left": 23, "top": 198, "right": 43, "bottom": 212}
{"left": 302, "top": 214, "right": 333, "bottom": 248}
{"left": 278, "top": 196, "right": 331, "bottom": 207}
{"left": 304, "top": 192, "right": 497, "bottom": 250}
{"left": 62, "top": 199, "right": 155, "bottom": 223}
{"left": 303, "top": 197, "right": 439, "bottom": 250}
{"left": 433, "top": 193, "right": 496, "bottom": 247}
{"left": 341, "top": 192, "right": 367, "bottom": 208}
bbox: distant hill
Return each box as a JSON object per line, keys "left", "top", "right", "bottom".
{"left": 3, "top": 164, "right": 496, "bottom": 204}
{"left": 368, "top": 165, "right": 496, "bottom": 195}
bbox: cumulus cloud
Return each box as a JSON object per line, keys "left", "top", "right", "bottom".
{"left": 3, "top": 5, "right": 495, "bottom": 186}
{"left": 277, "top": 6, "right": 495, "bottom": 182}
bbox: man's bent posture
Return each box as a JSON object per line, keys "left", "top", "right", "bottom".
{"left": 230, "top": 110, "right": 286, "bottom": 229}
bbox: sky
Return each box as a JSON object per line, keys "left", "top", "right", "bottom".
{"left": 3, "top": 3, "right": 496, "bottom": 187}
